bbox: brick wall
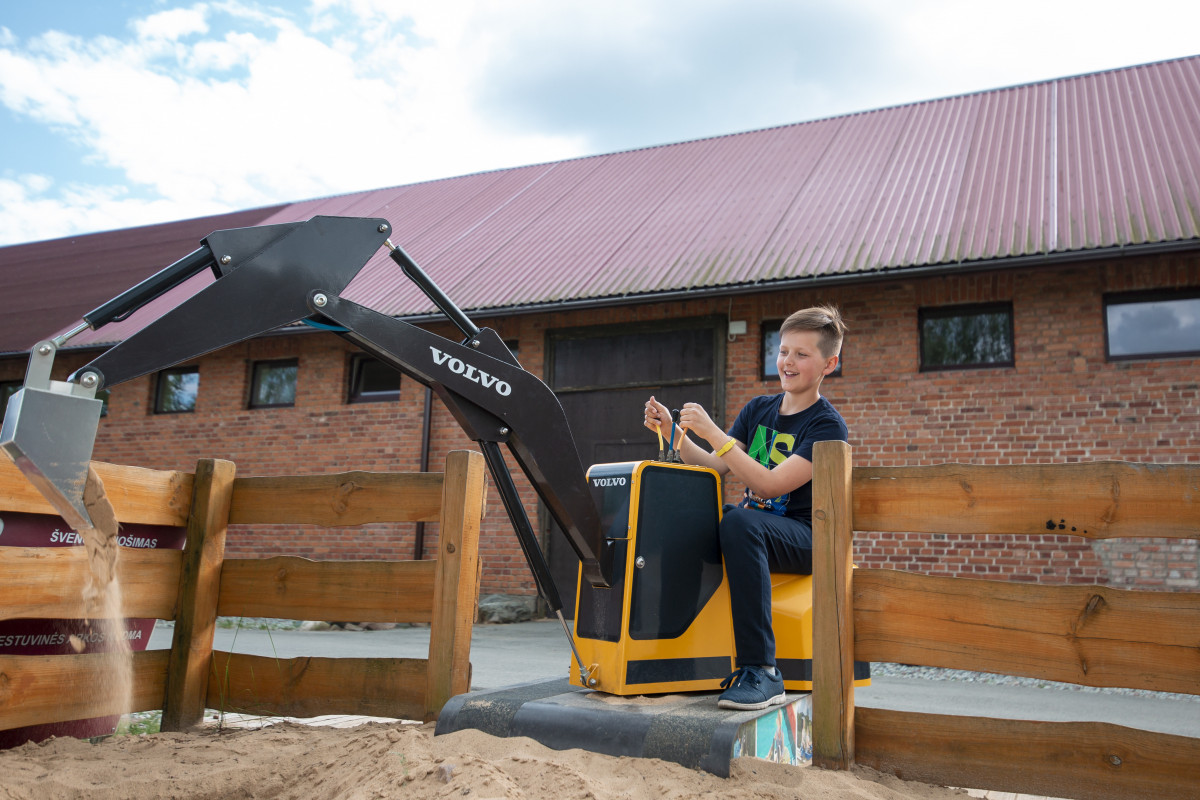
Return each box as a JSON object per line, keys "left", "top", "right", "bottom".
{"left": 2, "top": 252, "right": 1196, "bottom": 596}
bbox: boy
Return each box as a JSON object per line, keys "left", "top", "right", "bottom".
{"left": 643, "top": 305, "right": 847, "bottom": 710}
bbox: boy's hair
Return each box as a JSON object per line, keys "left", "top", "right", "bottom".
{"left": 780, "top": 305, "right": 846, "bottom": 359}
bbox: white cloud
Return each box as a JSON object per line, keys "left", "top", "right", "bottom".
{"left": 871, "top": 0, "right": 1200, "bottom": 106}
{"left": 133, "top": 6, "right": 210, "bottom": 41}
{"left": 0, "top": 173, "right": 228, "bottom": 245}
{"left": 188, "top": 31, "right": 261, "bottom": 72}
{"left": 0, "top": 0, "right": 585, "bottom": 245}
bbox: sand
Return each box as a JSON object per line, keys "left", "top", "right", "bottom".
{"left": 0, "top": 721, "right": 973, "bottom": 800}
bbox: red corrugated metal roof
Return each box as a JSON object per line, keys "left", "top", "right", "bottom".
{"left": 0, "top": 206, "right": 285, "bottom": 354}
{"left": 3, "top": 56, "right": 1198, "bottom": 353}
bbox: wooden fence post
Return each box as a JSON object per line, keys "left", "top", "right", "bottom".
{"left": 160, "top": 458, "right": 236, "bottom": 731}
{"left": 812, "top": 440, "right": 856, "bottom": 770}
{"left": 424, "top": 449, "right": 486, "bottom": 721}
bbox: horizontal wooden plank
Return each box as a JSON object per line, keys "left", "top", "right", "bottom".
{"left": 0, "top": 458, "right": 193, "bottom": 527}
{"left": 0, "top": 547, "right": 182, "bottom": 622}
{"left": 206, "top": 651, "right": 429, "bottom": 721}
{"left": 228, "top": 471, "right": 445, "bottom": 526}
{"left": 852, "top": 569, "right": 1200, "bottom": 695}
{"left": 853, "top": 462, "right": 1200, "bottom": 538}
{"left": 856, "top": 706, "right": 1200, "bottom": 800}
{"left": 0, "top": 649, "right": 169, "bottom": 731}
{"left": 215, "top": 556, "right": 437, "bottom": 623}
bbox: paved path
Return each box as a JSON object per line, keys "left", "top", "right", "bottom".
{"left": 150, "top": 619, "right": 1200, "bottom": 739}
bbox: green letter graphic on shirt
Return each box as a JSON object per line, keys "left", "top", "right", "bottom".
{"left": 748, "top": 426, "right": 796, "bottom": 467}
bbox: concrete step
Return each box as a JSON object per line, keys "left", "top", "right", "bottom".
{"left": 434, "top": 677, "right": 812, "bottom": 777}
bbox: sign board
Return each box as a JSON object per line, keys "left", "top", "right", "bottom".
{"left": 0, "top": 511, "right": 187, "bottom": 747}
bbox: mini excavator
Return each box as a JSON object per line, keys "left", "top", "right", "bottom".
{"left": 1, "top": 216, "right": 868, "bottom": 697}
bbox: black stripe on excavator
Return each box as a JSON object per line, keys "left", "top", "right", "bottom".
{"left": 625, "top": 657, "right": 733, "bottom": 685}
{"left": 776, "top": 659, "right": 872, "bottom": 682}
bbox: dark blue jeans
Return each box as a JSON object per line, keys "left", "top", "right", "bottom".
{"left": 720, "top": 506, "right": 813, "bottom": 668}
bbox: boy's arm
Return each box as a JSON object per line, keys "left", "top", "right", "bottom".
{"left": 712, "top": 443, "right": 813, "bottom": 498}
{"left": 678, "top": 430, "right": 740, "bottom": 473}
{"left": 683, "top": 402, "right": 843, "bottom": 498}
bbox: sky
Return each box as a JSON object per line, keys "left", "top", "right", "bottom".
{"left": 1, "top": 0, "right": 1198, "bottom": 247}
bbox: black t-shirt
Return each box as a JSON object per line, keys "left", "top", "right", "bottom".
{"left": 727, "top": 394, "right": 848, "bottom": 521}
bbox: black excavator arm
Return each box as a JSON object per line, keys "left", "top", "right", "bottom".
{"left": 1, "top": 216, "right": 614, "bottom": 614}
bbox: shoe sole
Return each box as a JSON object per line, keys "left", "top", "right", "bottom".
{"left": 717, "top": 691, "right": 787, "bottom": 711}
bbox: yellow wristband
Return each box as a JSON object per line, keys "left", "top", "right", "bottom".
{"left": 713, "top": 438, "right": 736, "bottom": 458}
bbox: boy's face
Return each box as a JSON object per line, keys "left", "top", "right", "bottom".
{"left": 776, "top": 330, "right": 839, "bottom": 394}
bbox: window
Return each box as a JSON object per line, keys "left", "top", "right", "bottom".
{"left": 348, "top": 355, "right": 401, "bottom": 403}
{"left": 249, "top": 359, "right": 298, "bottom": 408}
{"left": 154, "top": 367, "right": 199, "bottom": 413}
{"left": 0, "top": 381, "right": 20, "bottom": 425}
{"left": 761, "top": 320, "right": 842, "bottom": 380}
{"left": 919, "top": 304, "right": 1014, "bottom": 371}
{"left": 1105, "top": 291, "right": 1200, "bottom": 360}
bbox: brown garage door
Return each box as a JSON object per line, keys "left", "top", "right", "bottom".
{"left": 542, "top": 316, "right": 726, "bottom": 616}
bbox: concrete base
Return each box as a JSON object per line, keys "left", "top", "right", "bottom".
{"left": 434, "top": 677, "right": 812, "bottom": 777}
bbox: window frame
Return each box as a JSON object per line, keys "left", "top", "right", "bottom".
{"left": 918, "top": 302, "right": 1015, "bottom": 372}
{"left": 760, "top": 319, "right": 843, "bottom": 381}
{"left": 1103, "top": 289, "right": 1200, "bottom": 362}
{"left": 347, "top": 353, "right": 401, "bottom": 404}
{"left": 153, "top": 366, "right": 200, "bottom": 414}
{"left": 248, "top": 358, "right": 299, "bottom": 409}
{"left": 0, "top": 380, "right": 21, "bottom": 425}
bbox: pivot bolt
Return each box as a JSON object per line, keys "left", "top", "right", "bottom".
{"left": 470, "top": 339, "right": 481, "bottom": 348}
{"left": 378, "top": 224, "right": 389, "bottom": 233}
{"left": 313, "top": 293, "right": 328, "bottom": 307}
{"left": 220, "top": 255, "right": 232, "bottom": 265}
{"left": 498, "top": 427, "right": 510, "bottom": 436}
{"left": 36, "top": 343, "right": 52, "bottom": 356}
{"left": 79, "top": 372, "right": 99, "bottom": 389}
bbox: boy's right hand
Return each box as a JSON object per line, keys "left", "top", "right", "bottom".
{"left": 644, "top": 395, "right": 671, "bottom": 434}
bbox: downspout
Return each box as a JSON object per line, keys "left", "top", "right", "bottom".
{"left": 413, "top": 385, "right": 433, "bottom": 560}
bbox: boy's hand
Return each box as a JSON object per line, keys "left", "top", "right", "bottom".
{"left": 644, "top": 396, "right": 672, "bottom": 434}
{"left": 679, "top": 402, "right": 723, "bottom": 447}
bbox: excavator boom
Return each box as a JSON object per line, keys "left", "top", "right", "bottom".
{"left": 0, "top": 216, "right": 612, "bottom": 607}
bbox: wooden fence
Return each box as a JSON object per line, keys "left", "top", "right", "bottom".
{"left": 0, "top": 449, "right": 487, "bottom": 733}
{"left": 810, "top": 440, "right": 1200, "bottom": 799}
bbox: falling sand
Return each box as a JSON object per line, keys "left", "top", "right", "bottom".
{"left": 68, "top": 466, "right": 132, "bottom": 723}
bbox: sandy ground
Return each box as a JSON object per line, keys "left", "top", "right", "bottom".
{"left": 0, "top": 721, "right": 973, "bottom": 800}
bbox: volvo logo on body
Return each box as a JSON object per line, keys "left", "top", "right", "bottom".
{"left": 591, "top": 477, "right": 627, "bottom": 487}
{"left": 429, "top": 346, "right": 512, "bottom": 396}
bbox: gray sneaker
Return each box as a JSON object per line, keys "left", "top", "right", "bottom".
{"left": 717, "top": 666, "right": 786, "bottom": 711}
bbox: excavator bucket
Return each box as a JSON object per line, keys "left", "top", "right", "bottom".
{"left": 0, "top": 341, "right": 103, "bottom": 532}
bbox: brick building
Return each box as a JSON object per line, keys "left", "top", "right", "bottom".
{"left": 2, "top": 57, "right": 1198, "bottom": 608}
